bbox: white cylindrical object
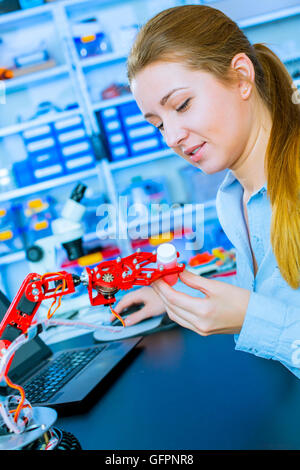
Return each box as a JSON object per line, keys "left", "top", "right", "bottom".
{"left": 61, "top": 198, "right": 85, "bottom": 222}
{"left": 156, "top": 243, "right": 178, "bottom": 286}
{"left": 157, "top": 243, "right": 177, "bottom": 264}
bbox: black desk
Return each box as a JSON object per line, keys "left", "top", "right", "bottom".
{"left": 55, "top": 326, "right": 300, "bottom": 450}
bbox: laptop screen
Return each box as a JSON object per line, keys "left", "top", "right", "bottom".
{"left": 8, "top": 337, "right": 52, "bottom": 383}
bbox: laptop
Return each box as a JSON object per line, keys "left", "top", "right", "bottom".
{"left": 7, "top": 334, "right": 142, "bottom": 409}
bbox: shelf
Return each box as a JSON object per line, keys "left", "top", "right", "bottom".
{"left": 0, "top": 166, "right": 99, "bottom": 203}
{"left": 4, "top": 64, "right": 69, "bottom": 91}
{"left": 79, "top": 51, "right": 127, "bottom": 69}
{"left": 109, "top": 148, "right": 175, "bottom": 170}
{"left": 0, "top": 251, "right": 26, "bottom": 266}
{"left": 93, "top": 94, "right": 134, "bottom": 111}
{"left": 283, "top": 54, "right": 300, "bottom": 64}
{"left": 0, "top": 2, "right": 54, "bottom": 26}
{"left": 0, "top": 108, "right": 81, "bottom": 138}
{"left": 0, "top": 150, "right": 174, "bottom": 202}
{"left": 238, "top": 5, "right": 300, "bottom": 29}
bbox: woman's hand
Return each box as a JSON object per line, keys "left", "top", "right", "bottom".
{"left": 151, "top": 270, "right": 251, "bottom": 336}
{"left": 112, "top": 286, "right": 166, "bottom": 326}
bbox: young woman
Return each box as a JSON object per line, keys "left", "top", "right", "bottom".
{"left": 113, "top": 5, "right": 300, "bottom": 377}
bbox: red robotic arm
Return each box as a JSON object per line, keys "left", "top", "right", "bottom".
{"left": 84, "top": 249, "right": 184, "bottom": 306}
{"left": 0, "top": 249, "right": 184, "bottom": 349}
{"left": 0, "top": 271, "right": 77, "bottom": 351}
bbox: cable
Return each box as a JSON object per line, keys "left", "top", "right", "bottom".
{"left": 109, "top": 305, "right": 125, "bottom": 327}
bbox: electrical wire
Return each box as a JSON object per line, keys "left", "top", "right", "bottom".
{"left": 3, "top": 355, "right": 28, "bottom": 424}
{"left": 109, "top": 305, "right": 125, "bottom": 327}
{"left": 46, "top": 278, "right": 66, "bottom": 319}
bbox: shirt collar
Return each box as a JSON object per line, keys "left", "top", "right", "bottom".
{"left": 219, "top": 170, "right": 267, "bottom": 196}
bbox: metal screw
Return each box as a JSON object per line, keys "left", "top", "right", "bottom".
{"left": 147, "top": 273, "right": 152, "bottom": 278}
{"left": 96, "top": 273, "right": 101, "bottom": 279}
{"left": 32, "top": 288, "right": 39, "bottom": 295}
{"left": 133, "top": 258, "right": 137, "bottom": 264}
{"left": 122, "top": 272, "right": 127, "bottom": 278}
{"left": 34, "top": 296, "right": 39, "bottom": 301}
{"left": 31, "top": 283, "right": 36, "bottom": 288}
{"left": 159, "top": 265, "right": 164, "bottom": 271}
{"left": 116, "top": 256, "right": 121, "bottom": 262}
{"left": 135, "top": 264, "right": 140, "bottom": 269}
{"left": 152, "top": 250, "right": 156, "bottom": 255}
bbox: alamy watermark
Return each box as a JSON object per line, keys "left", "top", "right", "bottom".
{"left": 95, "top": 197, "right": 204, "bottom": 251}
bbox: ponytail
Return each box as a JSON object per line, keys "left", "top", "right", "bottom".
{"left": 253, "top": 44, "right": 300, "bottom": 288}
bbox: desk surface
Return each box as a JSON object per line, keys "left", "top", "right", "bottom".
{"left": 55, "top": 326, "right": 300, "bottom": 450}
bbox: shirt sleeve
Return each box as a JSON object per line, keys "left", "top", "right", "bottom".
{"left": 235, "top": 291, "right": 300, "bottom": 378}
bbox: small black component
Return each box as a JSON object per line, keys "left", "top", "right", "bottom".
{"left": 1, "top": 323, "right": 21, "bottom": 343}
{"left": 16, "top": 293, "right": 37, "bottom": 316}
{"left": 72, "top": 274, "right": 81, "bottom": 287}
{"left": 26, "top": 245, "right": 44, "bottom": 263}
{"left": 70, "top": 183, "right": 87, "bottom": 203}
{"left": 62, "top": 238, "right": 84, "bottom": 261}
{"left": 0, "top": 290, "right": 10, "bottom": 323}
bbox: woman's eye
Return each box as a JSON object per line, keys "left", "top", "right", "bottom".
{"left": 176, "top": 98, "right": 191, "bottom": 112}
{"left": 157, "top": 123, "right": 164, "bottom": 131}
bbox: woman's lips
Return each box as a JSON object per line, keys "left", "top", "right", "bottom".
{"left": 189, "top": 142, "right": 206, "bottom": 162}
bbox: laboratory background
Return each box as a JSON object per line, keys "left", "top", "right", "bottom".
{"left": 0, "top": 0, "right": 299, "bottom": 452}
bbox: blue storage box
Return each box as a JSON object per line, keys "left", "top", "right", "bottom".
{"left": 100, "top": 107, "right": 119, "bottom": 120}
{"left": 60, "top": 139, "right": 92, "bottom": 160}
{"left": 13, "top": 160, "right": 35, "bottom": 187}
{"left": 22, "top": 124, "right": 53, "bottom": 142}
{"left": 127, "top": 136, "right": 161, "bottom": 155}
{"left": 32, "top": 162, "right": 65, "bottom": 182}
{"left": 121, "top": 113, "right": 145, "bottom": 128}
{"left": 125, "top": 125, "right": 157, "bottom": 141}
{"left": 25, "top": 135, "right": 57, "bottom": 154}
{"left": 118, "top": 101, "right": 140, "bottom": 120}
{"left": 56, "top": 127, "right": 87, "bottom": 145}
{"left": 29, "top": 149, "right": 62, "bottom": 169}
{"left": 63, "top": 154, "right": 95, "bottom": 174}
{"left": 109, "top": 145, "right": 129, "bottom": 161}
{"left": 53, "top": 115, "right": 83, "bottom": 132}
{"left": 102, "top": 118, "right": 122, "bottom": 134}
{"left": 107, "top": 132, "right": 126, "bottom": 146}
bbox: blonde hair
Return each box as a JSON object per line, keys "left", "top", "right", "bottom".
{"left": 127, "top": 5, "right": 300, "bottom": 289}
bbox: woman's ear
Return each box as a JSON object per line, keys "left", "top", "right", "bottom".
{"left": 231, "top": 52, "right": 255, "bottom": 100}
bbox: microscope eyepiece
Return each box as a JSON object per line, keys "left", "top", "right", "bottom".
{"left": 70, "top": 183, "right": 87, "bottom": 203}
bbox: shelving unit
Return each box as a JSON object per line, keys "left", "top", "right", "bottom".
{"left": 0, "top": 0, "right": 299, "bottom": 277}
{"left": 0, "top": 166, "right": 99, "bottom": 203}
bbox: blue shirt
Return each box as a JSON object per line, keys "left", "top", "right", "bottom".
{"left": 215, "top": 170, "right": 300, "bottom": 378}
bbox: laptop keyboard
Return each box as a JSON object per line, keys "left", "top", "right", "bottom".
{"left": 23, "top": 346, "right": 105, "bottom": 404}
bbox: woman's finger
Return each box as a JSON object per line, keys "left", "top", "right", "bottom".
{"left": 124, "top": 307, "right": 153, "bottom": 326}
{"left": 152, "top": 279, "right": 206, "bottom": 312}
{"left": 179, "top": 270, "right": 211, "bottom": 296}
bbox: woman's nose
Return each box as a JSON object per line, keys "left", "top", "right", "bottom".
{"left": 164, "top": 125, "right": 188, "bottom": 149}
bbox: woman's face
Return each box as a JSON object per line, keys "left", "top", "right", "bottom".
{"left": 131, "top": 61, "right": 254, "bottom": 174}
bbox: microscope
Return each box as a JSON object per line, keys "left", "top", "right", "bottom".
{"left": 25, "top": 183, "right": 89, "bottom": 315}
{"left": 26, "top": 183, "right": 87, "bottom": 273}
